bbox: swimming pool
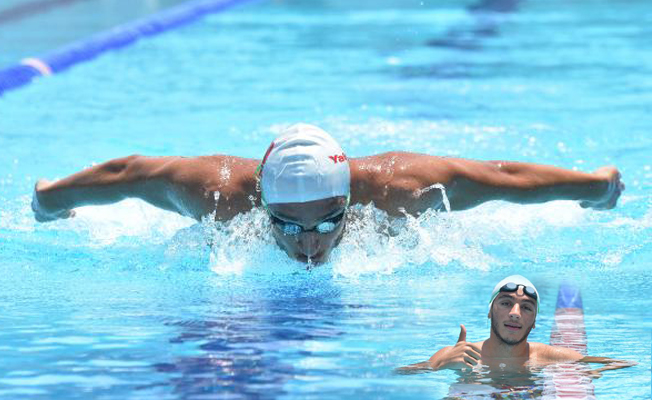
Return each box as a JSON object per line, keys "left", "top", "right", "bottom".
{"left": 0, "top": 0, "right": 650, "bottom": 398}
{"left": 0, "top": 0, "right": 191, "bottom": 68}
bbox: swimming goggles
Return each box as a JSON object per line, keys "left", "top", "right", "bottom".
{"left": 269, "top": 209, "right": 346, "bottom": 235}
{"left": 498, "top": 282, "right": 539, "bottom": 302}
{"left": 262, "top": 193, "right": 350, "bottom": 236}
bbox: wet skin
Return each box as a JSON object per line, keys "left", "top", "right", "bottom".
{"left": 399, "top": 285, "right": 636, "bottom": 375}
{"left": 266, "top": 196, "right": 348, "bottom": 263}
{"left": 33, "top": 153, "right": 624, "bottom": 265}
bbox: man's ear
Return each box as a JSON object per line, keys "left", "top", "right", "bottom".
{"left": 487, "top": 311, "right": 491, "bottom": 319}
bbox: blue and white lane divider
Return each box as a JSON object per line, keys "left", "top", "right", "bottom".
{"left": 550, "top": 282, "right": 587, "bottom": 355}
{"left": 548, "top": 282, "right": 595, "bottom": 399}
{"left": 0, "top": 0, "right": 257, "bottom": 95}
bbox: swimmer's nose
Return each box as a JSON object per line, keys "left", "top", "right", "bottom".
{"left": 297, "top": 232, "right": 320, "bottom": 257}
{"left": 509, "top": 304, "right": 521, "bottom": 319}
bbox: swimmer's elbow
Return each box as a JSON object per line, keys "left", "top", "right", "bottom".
{"left": 99, "top": 155, "right": 143, "bottom": 179}
{"left": 95, "top": 155, "right": 164, "bottom": 199}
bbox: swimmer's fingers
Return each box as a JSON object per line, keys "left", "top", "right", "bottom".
{"left": 463, "top": 354, "right": 480, "bottom": 366}
{"left": 62, "top": 210, "right": 75, "bottom": 219}
{"left": 465, "top": 346, "right": 482, "bottom": 362}
{"left": 32, "top": 181, "right": 75, "bottom": 222}
{"left": 581, "top": 166, "right": 624, "bottom": 210}
{"left": 467, "top": 342, "right": 483, "bottom": 353}
{"left": 585, "top": 369, "right": 603, "bottom": 380}
{"left": 50, "top": 209, "right": 75, "bottom": 221}
{"left": 32, "top": 191, "right": 52, "bottom": 223}
{"left": 33, "top": 208, "right": 73, "bottom": 223}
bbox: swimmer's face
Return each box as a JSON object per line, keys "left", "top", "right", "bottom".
{"left": 267, "top": 196, "right": 348, "bottom": 264}
{"left": 489, "top": 287, "right": 537, "bottom": 346}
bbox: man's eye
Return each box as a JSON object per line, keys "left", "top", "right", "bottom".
{"left": 500, "top": 301, "right": 510, "bottom": 306}
{"left": 282, "top": 224, "right": 301, "bottom": 235}
{"left": 524, "top": 306, "right": 533, "bottom": 312}
{"left": 316, "top": 221, "right": 336, "bottom": 234}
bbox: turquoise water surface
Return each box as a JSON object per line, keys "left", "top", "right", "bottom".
{"left": 0, "top": 0, "right": 191, "bottom": 68}
{"left": 0, "top": 0, "right": 651, "bottom": 398}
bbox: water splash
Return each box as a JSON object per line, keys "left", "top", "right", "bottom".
{"left": 414, "top": 182, "right": 451, "bottom": 212}
{"left": 199, "top": 208, "right": 297, "bottom": 275}
{"left": 6, "top": 189, "right": 648, "bottom": 276}
{"left": 330, "top": 204, "right": 495, "bottom": 277}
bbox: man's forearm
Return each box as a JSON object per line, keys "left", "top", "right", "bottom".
{"left": 485, "top": 161, "right": 607, "bottom": 203}
{"left": 34, "top": 156, "right": 175, "bottom": 216}
{"left": 580, "top": 356, "right": 637, "bottom": 374}
{"left": 394, "top": 361, "right": 435, "bottom": 375}
{"left": 447, "top": 159, "right": 620, "bottom": 210}
{"left": 37, "top": 156, "right": 134, "bottom": 211}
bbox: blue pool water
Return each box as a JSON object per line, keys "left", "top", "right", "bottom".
{"left": 0, "top": 0, "right": 191, "bottom": 68}
{"left": 1, "top": 0, "right": 651, "bottom": 398}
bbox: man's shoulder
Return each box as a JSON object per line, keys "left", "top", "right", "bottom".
{"left": 528, "top": 342, "right": 583, "bottom": 362}
{"left": 349, "top": 152, "right": 451, "bottom": 184}
{"left": 164, "top": 155, "right": 257, "bottom": 178}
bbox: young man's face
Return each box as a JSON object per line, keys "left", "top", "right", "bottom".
{"left": 490, "top": 287, "right": 537, "bottom": 346}
{"left": 266, "top": 196, "right": 347, "bottom": 264}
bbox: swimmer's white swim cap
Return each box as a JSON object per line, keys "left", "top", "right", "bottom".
{"left": 260, "top": 123, "right": 350, "bottom": 204}
{"left": 489, "top": 275, "right": 540, "bottom": 314}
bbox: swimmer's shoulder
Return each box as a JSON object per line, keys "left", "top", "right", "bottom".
{"left": 167, "top": 155, "right": 261, "bottom": 219}
{"left": 350, "top": 152, "right": 455, "bottom": 185}
{"left": 163, "top": 155, "right": 258, "bottom": 182}
{"left": 528, "top": 342, "right": 583, "bottom": 363}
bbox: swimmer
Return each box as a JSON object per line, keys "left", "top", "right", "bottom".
{"left": 32, "top": 123, "right": 624, "bottom": 263}
{"left": 397, "top": 275, "right": 636, "bottom": 376}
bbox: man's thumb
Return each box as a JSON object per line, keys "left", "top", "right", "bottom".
{"left": 457, "top": 324, "right": 466, "bottom": 343}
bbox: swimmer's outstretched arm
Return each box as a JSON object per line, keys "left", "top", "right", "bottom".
{"left": 395, "top": 325, "right": 482, "bottom": 375}
{"left": 350, "top": 152, "right": 624, "bottom": 215}
{"left": 577, "top": 356, "right": 637, "bottom": 378}
{"left": 531, "top": 343, "right": 637, "bottom": 379}
{"left": 539, "top": 346, "right": 637, "bottom": 378}
{"left": 444, "top": 159, "right": 624, "bottom": 211}
{"left": 32, "top": 155, "right": 260, "bottom": 222}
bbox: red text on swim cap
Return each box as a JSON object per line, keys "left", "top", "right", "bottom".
{"left": 328, "top": 154, "right": 347, "bottom": 164}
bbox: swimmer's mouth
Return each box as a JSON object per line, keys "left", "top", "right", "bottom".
{"left": 504, "top": 323, "right": 522, "bottom": 331}
{"left": 294, "top": 252, "right": 326, "bottom": 264}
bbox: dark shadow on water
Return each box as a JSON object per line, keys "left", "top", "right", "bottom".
{"left": 427, "top": 0, "right": 523, "bottom": 50}
{"left": 393, "top": 0, "right": 523, "bottom": 82}
{"left": 141, "top": 278, "right": 351, "bottom": 399}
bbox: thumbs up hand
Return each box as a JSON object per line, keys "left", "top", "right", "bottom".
{"left": 428, "top": 325, "right": 482, "bottom": 370}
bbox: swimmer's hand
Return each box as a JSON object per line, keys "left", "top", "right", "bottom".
{"left": 32, "top": 180, "right": 76, "bottom": 222}
{"left": 578, "top": 356, "right": 637, "bottom": 379}
{"left": 427, "top": 325, "right": 482, "bottom": 370}
{"left": 580, "top": 166, "right": 624, "bottom": 210}
{"left": 585, "top": 369, "right": 603, "bottom": 380}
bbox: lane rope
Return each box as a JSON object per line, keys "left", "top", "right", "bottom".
{"left": 0, "top": 0, "right": 258, "bottom": 95}
{"left": 548, "top": 282, "right": 595, "bottom": 399}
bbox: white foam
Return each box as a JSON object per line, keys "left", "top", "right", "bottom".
{"left": 70, "top": 199, "right": 195, "bottom": 246}
{"left": 8, "top": 176, "right": 649, "bottom": 275}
